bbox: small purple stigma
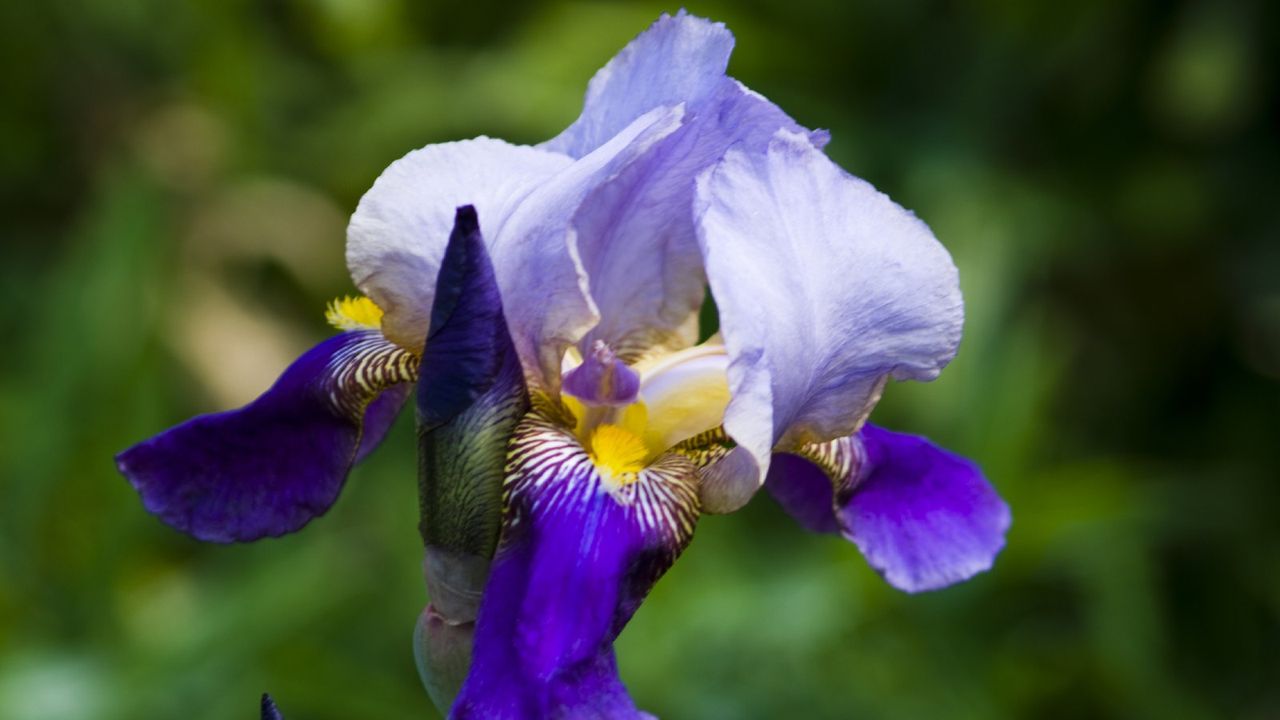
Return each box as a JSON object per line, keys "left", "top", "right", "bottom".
{"left": 562, "top": 341, "right": 641, "bottom": 406}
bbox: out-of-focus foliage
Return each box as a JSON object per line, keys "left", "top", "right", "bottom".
{"left": 1, "top": 0, "right": 1277, "bottom": 718}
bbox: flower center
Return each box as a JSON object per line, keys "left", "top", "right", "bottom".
{"left": 587, "top": 424, "right": 649, "bottom": 485}
{"left": 562, "top": 343, "right": 732, "bottom": 477}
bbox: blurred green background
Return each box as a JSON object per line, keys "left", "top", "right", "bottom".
{"left": 2, "top": 0, "right": 1278, "bottom": 718}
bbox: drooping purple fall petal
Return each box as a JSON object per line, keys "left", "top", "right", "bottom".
{"left": 764, "top": 452, "right": 842, "bottom": 534}
{"left": 843, "top": 424, "right": 1010, "bottom": 592}
{"left": 116, "top": 331, "right": 415, "bottom": 542}
{"left": 450, "top": 416, "right": 698, "bottom": 718}
{"left": 766, "top": 424, "right": 1010, "bottom": 593}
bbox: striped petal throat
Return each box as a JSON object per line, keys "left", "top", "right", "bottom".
{"left": 449, "top": 344, "right": 733, "bottom": 717}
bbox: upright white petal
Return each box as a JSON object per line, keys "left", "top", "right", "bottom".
{"left": 566, "top": 72, "right": 825, "bottom": 361}
{"left": 497, "top": 106, "right": 685, "bottom": 388}
{"left": 694, "top": 130, "right": 963, "bottom": 510}
{"left": 347, "top": 139, "right": 571, "bottom": 351}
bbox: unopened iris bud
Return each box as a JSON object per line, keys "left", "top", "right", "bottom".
{"left": 413, "top": 604, "right": 476, "bottom": 714}
{"left": 414, "top": 206, "right": 529, "bottom": 711}
{"left": 260, "top": 694, "right": 283, "bottom": 720}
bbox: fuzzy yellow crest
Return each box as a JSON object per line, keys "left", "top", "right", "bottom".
{"left": 588, "top": 424, "right": 649, "bottom": 482}
{"left": 325, "top": 296, "right": 384, "bottom": 331}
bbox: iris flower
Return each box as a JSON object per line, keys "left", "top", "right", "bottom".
{"left": 118, "top": 11, "right": 1010, "bottom": 719}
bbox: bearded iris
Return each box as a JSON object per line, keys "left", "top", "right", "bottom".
{"left": 117, "top": 11, "right": 1010, "bottom": 719}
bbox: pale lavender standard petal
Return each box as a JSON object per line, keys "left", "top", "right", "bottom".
{"left": 352, "top": 12, "right": 736, "bottom": 365}
{"left": 115, "top": 331, "right": 415, "bottom": 542}
{"left": 542, "top": 10, "right": 734, "bottom": 160}
{"left": 348, "top": 139, "right": 572, "bottom": 352}
{"left": 695, "top": 130, "right": 964, "bottom": 511}
{"left": 553, "top": 12, "right": 829, "bottom": 359}
{"left": 451, "top": 416, "right": 698, "bottom": 718}
{"left": 765, "top": 424, "right": 1010, "bottom": 593}
{"left": 573, "top": 80, "right": 828, "bottom": 360}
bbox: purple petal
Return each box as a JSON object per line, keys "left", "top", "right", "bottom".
{"left": 842, "top": 424, "right": 1010, "bottom": 593}
{"left": 766, "top": 424, "right": 1010, "bottom": 593}
{"left": 115, "top": 330, "right": 414, "bottom": 542}
{"left": 356, "top": 383, "right": 410, "bottom": 462}
{"left": 695, "top": 131, "right": 964, "bottom": 510}
{"left": 260, "top": 694, "right": 284, "bottom": 720}
{"left": 453, "top": 529, "right": 646, "bottom": 719}
{"left": 764, "top": 452, "right": 841, "bottom": 534}
{"left": 451, "top": 416, "right": 698, "bottom": 717}
{"left": 546, "top": 650, "right": 655, "bottom": 720}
